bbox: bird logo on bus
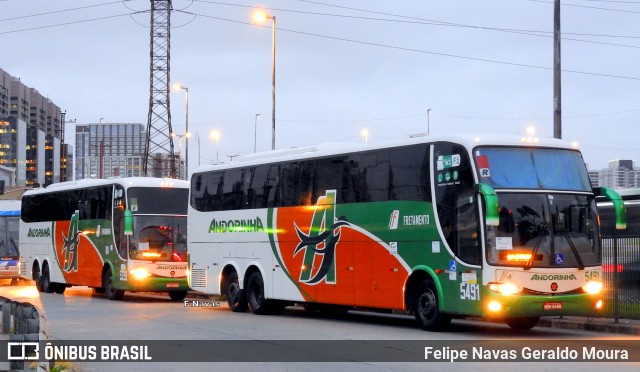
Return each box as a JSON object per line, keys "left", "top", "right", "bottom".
{"left": 61, "top": 211, "right": 80, "bottom": 273}
{"left": 293, "top": 190, "right": 352, "bottom": 285}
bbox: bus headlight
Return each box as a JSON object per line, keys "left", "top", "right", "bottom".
{"left": 488, "top": 282, "right": 523, "bottom": 296}
{"left": 487, "top": 301, "right": 503, "bottom": 312}
{"left": 130, "top": 268, "right": 151, "bottom": 280}
{"left": 582, "top": 281, "right": 603, "bottom": 294}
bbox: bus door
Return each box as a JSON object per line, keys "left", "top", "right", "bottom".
{"left": 433, "top": 143, "right": 483, "bottom": 316}
{"left": 77, "top": 186, "right": 113, "bottom": 287}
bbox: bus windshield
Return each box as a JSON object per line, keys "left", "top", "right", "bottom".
{"left": 0, "top": 216, "right": 19, "bottom": 258}
{"left": 474, "top": 147, "right": 592, "bottom": 191}
{"left": 486, "top": 193, "right": 600, "bottom": 268}
{"left": 128, "top": 187, "right": 189, "bottom": 214}
{"left": 129, "top": 215, "right": 187, "bottom": 262}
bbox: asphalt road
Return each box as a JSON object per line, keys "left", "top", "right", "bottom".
{"left": 2, "top": 285, "right": 639, "bottom": 371}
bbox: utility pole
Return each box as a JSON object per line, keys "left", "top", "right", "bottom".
{"left": 59, "top": 111, "right": 76, "bottom": 182}
{"left": 553, "top": 0, "right": 562, "bottom": 139}
{"left": 99, "top": 140, "right": 105, "bottom": 179}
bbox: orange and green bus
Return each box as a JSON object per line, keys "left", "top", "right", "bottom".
{"left": 20, "top": 177, "right": 190, "bottom": 301}
{"left": 187, "top": 134, "right": 626, "bottom": 330}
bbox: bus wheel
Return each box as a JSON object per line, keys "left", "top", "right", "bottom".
{"left": 40, "top": 265, "right": 54, "bottom": 294}
{"left": 169, "top": 291, "right": 188, "bottom": 301}
{"left": 103, "top": 269, "right": 124, "bottom": 301}
{"left": 34, "top": 267, "right": 43, "bottom": 292}
{"left": 505, "top": 316, "right": 540, "bottom": 330}
{"left": 247, "top": 272, "right": 269, "bottom": 315}
{"left": 412, "top": 279, "right": 451, "bottom": 331}
{"left": 53, "top": 284, "right": 66, "bottom": 294}
{"left": 226, "top": 271, "right": 248, "bottom": 313}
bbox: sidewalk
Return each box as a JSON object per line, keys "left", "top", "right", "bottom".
{"left": 539, "top": 316, "right": 640, "bottom": 336}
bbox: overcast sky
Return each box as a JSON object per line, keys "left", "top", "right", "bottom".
{"left": 2, "top": 0, "right": 639, "bottom": 172}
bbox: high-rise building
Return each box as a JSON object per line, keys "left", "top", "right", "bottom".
{"left": 75, "top": 122, "right": 182, "bottom": 179}
{"left": 0, "top": 117, "right": 27, "bottom": 185}
{"left": 589, "top": 160, "right": 640, "bottom": 189}
{"left": 0, "top": 67, "right": 62, "bottom": 187}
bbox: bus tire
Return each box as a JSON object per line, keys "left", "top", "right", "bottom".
{"left": 505, "top": 316, "right": 539, "bottom": 330}
{"left": 226, "top": 271, "right": 248, "bottom": 313}
{"left": 40, "top": 265, "right": 54, "bottom": 294}
{"left": 412, "top": 278, "right": 451, "bottom": 331}
{"left": 53, "top": 284, "right": 66, "bottom": 294}
{"left": 247, "top": 271, "right": 269, "bottom": 315}
{"left": 169, "top": 291, "right": 188, "bottom": 301}
{"left": 103, "top": 269, "right": 124, "bottom": 301}
{"left": 34, "top": 267, "right": 43, "bottom": 292}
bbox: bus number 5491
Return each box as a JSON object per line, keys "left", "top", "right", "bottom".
{"left": 460, "top": 283, "right": 480, "bottom": 301}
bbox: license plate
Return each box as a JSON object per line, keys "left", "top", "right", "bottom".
{"left": 543, "top": 302, "right": 563, "bottom": 310}
{"left": 166, "top": 283, "right": 179, "bottom": 288}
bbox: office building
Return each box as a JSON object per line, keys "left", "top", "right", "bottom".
{"left": 0, "top": 67, "right": 63, "bottom": 186}
{"left": 589, "top": 160, "right": 640, "bottom": 189}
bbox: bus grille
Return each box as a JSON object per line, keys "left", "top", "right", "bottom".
{"left": 19, "top": 259, "right": 28, "bottom": 277}
{"left": 190, "top": 268, "right": 207, "bottom": 288}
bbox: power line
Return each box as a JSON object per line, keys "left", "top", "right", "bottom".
{"left": 177, "top": 9, "right": 640, "bottom": 81}
{"left": 578, "top": 0, "right": 640, "bottom": 4}
{"left": 528, "top": 0, "right": 640, "bottom": 13}
{"left": 4, "top": 1, "right": 640, "bottom": 48}
{"left": 0, "top": 1, "right": 123, "bottom": 22}
{"left": 188, "top": 0, "right": 640, "bottom": 53}
{"left": 211, "top": 107, "right": 640, "bottom": 125}
{"left": 0, "top": 12, "right": 143, "bottom": 35}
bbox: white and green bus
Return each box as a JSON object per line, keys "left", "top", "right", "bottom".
{"left": 187, "top": 134, "right": 626, "bottom": 330}
{"left": 20, "top": 177, "right": 190, "bottom": 301}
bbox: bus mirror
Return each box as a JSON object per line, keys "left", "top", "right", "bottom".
{"left": 594, "top": 186, "right": 626, "bottom": 230}
{"left": 476, "top": 183, "right": 499, "bottom": 226}
{"left": 124, "top": 209, "right": 133, "bottom": 236}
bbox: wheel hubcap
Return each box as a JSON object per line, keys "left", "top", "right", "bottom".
{"left": 419, "top": 290, "right": 436, "bottom": 320}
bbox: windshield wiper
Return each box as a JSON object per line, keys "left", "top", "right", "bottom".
{"left": 553, "top": 206, "right": 585, "bottom": 270}
{"left": 524, "top": 222, "right": 548, "bottom": 271}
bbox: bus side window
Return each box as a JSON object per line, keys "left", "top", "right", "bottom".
{"left": 362, "top": 151, "right": 390, "bottom": 202}
{"left": 434, "top": 142, "right": 481, "bottom": 265}
{"left": 456, "top": 194, "right": 481, "bottom": 264}
{"left": 113, "top": 185, "right": 126, "bottom": 257}
{"left": 222, "top": 169, "right": 245, "bottom": 210}
{"left": 248, "top": 165, "right": 272, "bottom": 209}
{"left": 265, "top": 165, "right": 279, "bottom": 208}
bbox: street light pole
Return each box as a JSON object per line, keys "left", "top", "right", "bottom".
{"left": 360, "top": 129, "right": 369, "bottom": 144}
{"left": 252, "top": 10, "right": 276, "bottom": 150}
{"left": 427, "top": 108, "right": 431, "bottom": 135}
{"left": 210, "top": 130, "right": 220, "bottom": 163}
{"left": 170, "top": 132, "right": 187, "bottom": 179}
{"left": 254, "top": 113, "right": 260, "bottom": 152}
{"left": 195, "top": 132, "right": 201, "bottom": 166}
{"left": 271, "top": 15, "right": 276, "bottom": 151}
{"left": 174, "top": 84, "right": 189, "bottom": 176}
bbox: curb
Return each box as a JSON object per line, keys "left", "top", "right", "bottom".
{"left": 539, "top": 317, "right": 640, "bottom": 336}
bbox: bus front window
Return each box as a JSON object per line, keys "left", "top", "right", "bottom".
{"left": 487, "top": 193, "right": 600, "bottom": 268}
{"left": 129, "top": 216, "right": 187, "bottom": 262}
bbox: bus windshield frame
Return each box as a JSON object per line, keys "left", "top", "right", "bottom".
{"left": 127, "top": 187, "right": 189, "bottom": 215}
{"left": 473, "top": 146, "right": 592, "bottom": 192}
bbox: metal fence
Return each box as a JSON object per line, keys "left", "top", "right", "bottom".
{"left": 601, "top": 226, "right": 640, "bottom": 320}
